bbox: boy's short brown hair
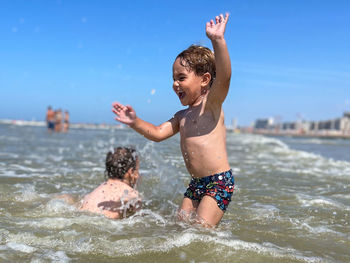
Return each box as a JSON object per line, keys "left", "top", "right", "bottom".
{"left": 176, "top": 45, "right": 216, "bottom": 87}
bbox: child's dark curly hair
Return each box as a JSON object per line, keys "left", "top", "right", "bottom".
{"left": 105, "top": 147, "right": 138, "bottom": 180}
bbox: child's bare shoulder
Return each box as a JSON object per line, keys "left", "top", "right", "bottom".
{"left": 174, "top": 109, "right": 188, "bottom": 119}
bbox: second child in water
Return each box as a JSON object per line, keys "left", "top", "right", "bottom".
{"left": 113, "top": 14, "right": 234, "bottom": 227}
{"left": 80, "top": 147, "right": 141, "bottom": 219}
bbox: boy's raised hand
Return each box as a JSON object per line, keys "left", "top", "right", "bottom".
{"left": 206, "top": 13, "right": 229, "bottom": 40}
{"left": 112, "top": 102, "right": 136, "bottom": 125}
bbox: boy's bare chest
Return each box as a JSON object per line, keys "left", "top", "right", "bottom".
{"left": 179, "top": 110, "right": 219, "bottom": 137}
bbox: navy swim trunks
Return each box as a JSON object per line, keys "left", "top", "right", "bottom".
{"left": 184, "top": 169, "right": 235, "bottom": 212}
{"left": 47, "top": 121, "right": 55, "bottom": 130}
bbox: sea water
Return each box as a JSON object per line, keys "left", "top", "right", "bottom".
{"left": 0, "top": 123, "right": 349, "bottom": 263}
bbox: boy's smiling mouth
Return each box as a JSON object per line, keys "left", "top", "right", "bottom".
{"left": 178, "top": 91, "right": 185, "bottom": 100}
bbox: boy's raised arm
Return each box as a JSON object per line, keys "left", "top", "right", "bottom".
{"left": 112, "top": 102, "right": 179, "bottom": 142}
{"left": 206, "top": 13, "right": 231, "bottom": 105}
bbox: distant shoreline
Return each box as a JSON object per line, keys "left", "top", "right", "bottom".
{"left": 2, "top": 119, "right": 350, "bottom": 139}
{"left": 248, "top": 130, "right": 350, "bottom": 140}
{"left": 0, "top": 119, "right": 124, "bottom": 130}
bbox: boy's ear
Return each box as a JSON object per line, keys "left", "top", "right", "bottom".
{"left": 124, "top": 168, "right": 133, "bottom": 179}
{"left": 125, "top": 167, "right": 137, "bottom": 179}
{"left": 201, "top": 72, "right": 211, "bottom": 87}
{"left": 126, "top": 167, "right": 134, "bottom": 176}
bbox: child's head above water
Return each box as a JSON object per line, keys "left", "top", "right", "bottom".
{"left": 105, "top": 147, "right": 138, "bottom": 180}
{"left": 176, "top": 45, "right": 216, "bottom": 87}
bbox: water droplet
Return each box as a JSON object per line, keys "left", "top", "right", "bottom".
{"left": 179, "top": 252, "right": 186, "bottom": 260}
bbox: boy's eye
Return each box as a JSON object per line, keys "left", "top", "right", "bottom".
{"left": 173, "top": 75, "right": 186, "bottom": 82}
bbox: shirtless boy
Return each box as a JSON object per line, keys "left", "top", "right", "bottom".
{"left": 80, "top": 147, "right": 141, "bottom": 219}
{"left": 112, "top": 14, "right": 233, "bottom": 226}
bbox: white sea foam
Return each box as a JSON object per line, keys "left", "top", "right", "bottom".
{"left": 240, "top": 135, "right": 350, "bottom": 180}
{"left": 20, "top": 217, "right": 77, "bottom": 230}
{"left": 248, "top": 203, "right": 280, "bottom": 220}
{"left": 31, "top": 250, "right": 71, "bottom": 263}
{"left": 234, "top": 134, "right": 350, "bottom": 167}
{"left": 0, "top": 152, "right": 19, "bottom": 158}
{"left": 9, "top": 164, "right": 46, "bottom": 173}
{"left": 296, "top": 193, "right": 349, "bottom": 210}
{"left": 157, "top": 232, "right": 326, "bottom": 263}
{"left": 233, "top": 134, "right": 290, "bottom": 150}
{"left": 14, "top": 184, "right": 43, "bottom": 202}
{"left": 288, "top": 218, "right": 348, "bottom": 239}
{"left": 44, "top": 199, "right": 77, "bottom": 214}
{"left": 5, "top": 226, "right": 323, "bottom": 262}
{"left": 6, "top": 242, "right": 37, "bottom": 253}
{"left": 300, "top": 223, "right": 343, "bottom": 236}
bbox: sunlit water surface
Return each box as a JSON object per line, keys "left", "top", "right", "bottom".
{"left": 0, "top": 124, "right": 349, "bottom": 263}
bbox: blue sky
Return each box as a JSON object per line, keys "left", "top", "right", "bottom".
{"left": 1, "top": 0, "right": 349, "bottom": 126}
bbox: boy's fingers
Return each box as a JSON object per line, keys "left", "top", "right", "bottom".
{"left": 225, "top": 13, "right": 229, "bottom": 23}
{"left": 215, "top": 16, "right": 220, "bottom": 24}
{"left": 113, "top": 103, "right": 128, "bottom": 112}
{"left": 126, "top": 105, "right": 134, "bottom": 112}
{"left": 206, "top": 22, "right": 211, "bottom": 30}
{"left": 112, "top": 101, "right": 121, "bottom": 107}
{"left": 112, "top": 102, "right": 128, "bottom": 111}
{"left": 112, "top": 106, "right": 120, "bottom": 112}
{"left": 220, "top": 14, "right": 224, "bottom": 23}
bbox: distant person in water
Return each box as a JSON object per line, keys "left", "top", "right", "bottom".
{"left": 63, "top": 110, "right": 70, "bottom": 133}
{"left": 80, "top": 147, "right": 141, "bottom": 219}
{"left": 112, "top": 13, "right": 234, "bottom": 227}
{"left": 55, "top": 109, "right": 63, "bottom": 132}
{"left": 46, "top": 106, "right": 55, "bottom": 133}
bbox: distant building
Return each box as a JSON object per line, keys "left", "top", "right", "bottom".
{"left": 254, "top": 118, "right": 274, "bottom": 130}
{"left": 298, "top": 121, "right": 311, "bottom": 133}
{"left": 311, "top": 114, "right": 350, "bottom": 132}
{"left": 339, "top": 113, "right": 350, "bottom": 133}
{"left": 253, "top": 111, "right": 350, "bottom": 135}
{"left": 231, "top": 118, "right": 238, "bottom": 130}
{"left": 282, "top": 122, "right": 295, "bottom": 130}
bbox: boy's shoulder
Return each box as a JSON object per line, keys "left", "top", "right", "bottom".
{"left": 174, "top": 108, "right": 188, "bottom": 119}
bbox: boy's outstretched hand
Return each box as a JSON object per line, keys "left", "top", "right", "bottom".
{"left": 206, "top": 13, "right": 229, "bottom": 40}
{"left": 112, "top": 102, "right": 136, "bottom": 126}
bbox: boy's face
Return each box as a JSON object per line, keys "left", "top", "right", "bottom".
{"left": 172, "top": 58, "right": 204, "bottom": 106}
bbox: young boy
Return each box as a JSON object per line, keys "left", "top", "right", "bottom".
{"left": 112, "top": 14, "right": 233, "bottom": 226}
{"left": 80, "top": 147, "right": 141, "bottom": 219}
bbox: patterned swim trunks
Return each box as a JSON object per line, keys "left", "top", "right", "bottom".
{"left": 184, "top": 169, "right": 235, "bottom": 212}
